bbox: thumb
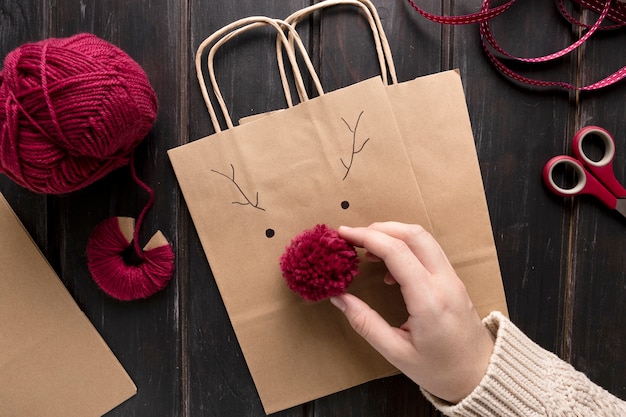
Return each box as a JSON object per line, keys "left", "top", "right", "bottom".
{"left": 330, "top": 293, "right": 411, "bottom": 361}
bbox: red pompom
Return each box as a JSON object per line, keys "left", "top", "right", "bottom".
{"left": 280, "top": 224, "right": 359, "bottom": 302}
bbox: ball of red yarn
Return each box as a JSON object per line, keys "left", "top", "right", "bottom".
{"left": 86, "top": 217, "right": 174, "bottom": 301}
{"left": 280, "top": 224, "right": 360, "bottom": 302}
{"left": 0, "top": 33, "right": 157, "bottom": 194}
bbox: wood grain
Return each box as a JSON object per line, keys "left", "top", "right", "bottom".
{"left": 0, "top": 0, "right": 624, "bottom": 415}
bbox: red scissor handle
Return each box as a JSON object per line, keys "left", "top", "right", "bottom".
{"left": 572, "top": 126, "right": 626, "bottom": 198}
{"left": 543, "top": 155, "right": 618, "bottom": 210}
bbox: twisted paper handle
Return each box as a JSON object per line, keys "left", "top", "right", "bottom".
{"left": 195, "top": 16, "right": 323, "bottom": 132}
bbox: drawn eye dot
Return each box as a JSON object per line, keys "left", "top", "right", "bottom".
{"left": 341, "top": 201, "right": 350, "bottom": 210}
{"left": 265, "top": 228, "right": 275, "bottom": 238}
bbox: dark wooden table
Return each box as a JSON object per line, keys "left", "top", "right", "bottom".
{"left": 1, "top": 1, "right": 625, "bottom": 416}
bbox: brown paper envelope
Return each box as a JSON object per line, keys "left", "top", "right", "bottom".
{"left": 169, "top": 76, "right": 431, "bottom": 413}
{"left": 387, "top": 70, "right": 508, "bottom": 317}
{"left": 0, "top": 193, "right": 136, "bottom": 417}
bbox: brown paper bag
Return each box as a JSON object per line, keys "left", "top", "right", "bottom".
{"left": 386, "top": 71, "right": 507, "bottom": 317}
{"left": 168, "top": 17, "right": 433, "bottom": 414}
{"left": 0, "top": 192, "right": 136, "bottom": 417}
{"left": 282, "top": 0, "right": 508, "bottom": 319}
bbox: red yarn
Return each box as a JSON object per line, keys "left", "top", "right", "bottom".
{"left": 280, "top": 224, "right": 360, "bottom": 302}
{"left": 0, "top": 33, "right": 174, "bottom": 301}
{"left": 0, "top": 33, "right": 157, "bottom": 194}
{"left": 85, "top": 156, "right": 174, "bottom": 301}
{"left": 86, "top": 217, "right": 175, "bottom": 301}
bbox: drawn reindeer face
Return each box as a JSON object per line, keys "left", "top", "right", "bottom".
{"left": 211, "top": 110, "right": 370, "bottom": 240}
{"left": 169, "top": 77, "right": 429, "bottom": 303}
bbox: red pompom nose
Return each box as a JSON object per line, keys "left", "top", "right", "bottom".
{"left": 280, "top": 224, "right": 360, "bottom": 302}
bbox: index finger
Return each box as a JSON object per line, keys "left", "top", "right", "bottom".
{"left": 338, "top": 225, "right": 428, "bottom": 306}
{"left": 366, "top": 222, "right": 454, "bottom": 275}
{"left": 339, "top": 223, "right": 453, "bottom": 275}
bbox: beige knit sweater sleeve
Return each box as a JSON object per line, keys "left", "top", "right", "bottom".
{"left": 422, "top": 312, "right": 626, "bottom": 416}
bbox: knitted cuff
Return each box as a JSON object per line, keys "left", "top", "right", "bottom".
{"left": 421, "top": 312, "right": 626, "bottom": 417}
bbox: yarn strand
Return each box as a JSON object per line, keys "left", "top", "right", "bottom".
{"left": 130, "top": 154, "right": 154, "bottom": 261}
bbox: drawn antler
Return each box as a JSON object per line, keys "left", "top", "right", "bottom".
{"left": 340, "top": 110, "right": 370, "bottom": 180}
{"left": 211, "top": 164, "right": 266, "bottom": 211}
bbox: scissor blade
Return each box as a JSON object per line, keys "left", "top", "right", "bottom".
{"left": 615, "top": 199, "right": 626, "bottom": 219}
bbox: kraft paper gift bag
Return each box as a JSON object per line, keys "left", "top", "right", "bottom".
{"left": 385, "top": 70, "right": 508, "bottom": 317}
{"left": 0, "top": 192, "right": 136, "bottom": 417}
{"left": 168, "top": 17, "right": 433, "bottom": 414}
{"left": 282, "top": 0, "right": 508, "bottom": 319}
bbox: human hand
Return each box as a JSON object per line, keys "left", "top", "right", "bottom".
{"left": 330, "top": 222, "right": 494, "bottom": 404}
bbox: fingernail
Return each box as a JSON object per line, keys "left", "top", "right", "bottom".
{"left": 330, "top": 296, "right": 346, "bottom": 312}
{"left": 338, "top": 225, "right": 352, "bottom": 231}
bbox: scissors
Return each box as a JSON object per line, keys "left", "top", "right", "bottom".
{"left": 543, "top": 126, "right": 626, "bottom": 218}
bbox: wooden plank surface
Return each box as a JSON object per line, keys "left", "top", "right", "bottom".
{"left": 572, "top": 6, "right": 626, "bottom": 399}
{"left": 0, "top": 0, "right": 624, "bottom": 416}
{"left": 49, "top": 1, "right": 185, "bottom": 416}
{"left": 456, "top": 0, "right": 576, "bottom": 356}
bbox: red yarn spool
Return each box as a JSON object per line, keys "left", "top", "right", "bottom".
{"left": 85, "top": 158, "right": 175, "bottom": 301}
{"left": 0, "top": 33, "right": 174, "bottom": 300}
{"left": 280, "top": 224, "right": 360, "bottom": 302}
{"left": 87, "top": 217, "right": 174, "bottom": 301}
